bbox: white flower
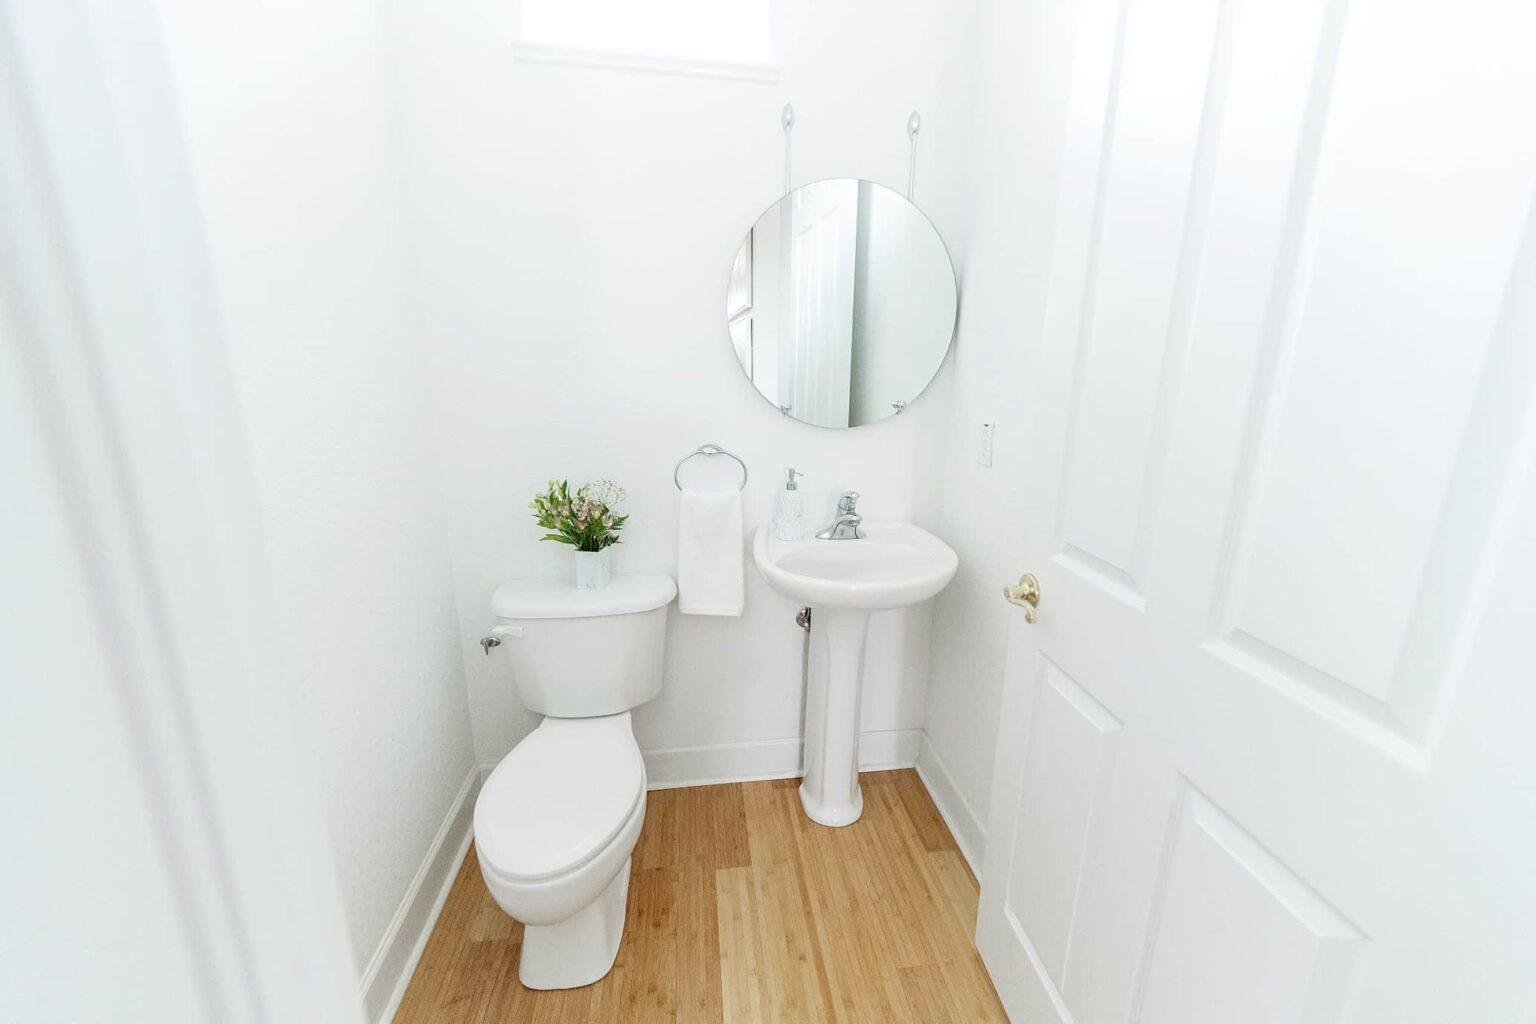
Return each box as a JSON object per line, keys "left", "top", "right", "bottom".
{"left": 585, "top": 478, "right": 626, "bottom": 508}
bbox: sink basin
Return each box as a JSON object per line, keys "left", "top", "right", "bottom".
{"left": 753, "top": 521, "right": 958, "bottom": 611}
{"left": 752, "top": 521, "right": 957, "bottom": 827}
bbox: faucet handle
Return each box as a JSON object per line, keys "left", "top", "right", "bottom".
{"left": 837, "top": 491, "right": 860, "bottom": 513}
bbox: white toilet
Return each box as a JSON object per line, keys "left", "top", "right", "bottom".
{"left": 473, "top": 573, "right": 675, "bottom": 990}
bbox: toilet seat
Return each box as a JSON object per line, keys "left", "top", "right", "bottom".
{"left": 475, "top": 713, "right": 644, "bottom": 883}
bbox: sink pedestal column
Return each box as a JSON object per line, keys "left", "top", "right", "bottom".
{"left": 800, "top": 608, "right": 870, "bottom": 827}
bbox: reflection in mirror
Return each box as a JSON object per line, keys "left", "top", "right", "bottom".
{"left": 726, "top": 179, "right": 957, "bottom": 428}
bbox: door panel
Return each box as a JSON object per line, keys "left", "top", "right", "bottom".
{"left": 787, "top": 179, "right": 857, "bottom": 427}
{"left": 1134, "top": 786, "right": 1363, "bottom": 1024}
{"left": 1005, "top": 659, "right": 1121, "bottom": 985}
{"left": 1053, "top": 0, "right": 1222, "bottom": 590}
{"left": 1176, "top": 0, "right": 1536, "bottom": 750}
{"left": 977, "top": 0, "right": 1536, "bottom": 1021}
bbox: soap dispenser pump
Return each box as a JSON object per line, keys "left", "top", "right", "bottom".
{"left": 775, "top": 468, "right": 805, "bottom": 541}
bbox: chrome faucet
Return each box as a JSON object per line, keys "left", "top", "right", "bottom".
{"left": 816, "top": 491, "right": 866, "bottom": 540}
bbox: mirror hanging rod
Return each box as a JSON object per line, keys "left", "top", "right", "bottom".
{"left": 906, "top": 111, "right": 922, "bottom": 200}
{"left": 782, "top": 103, "right": 795, "bottom": 195}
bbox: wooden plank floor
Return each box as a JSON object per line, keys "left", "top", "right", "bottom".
{"left": 392, "top": 769, "right": 1007, "bottom": 1023}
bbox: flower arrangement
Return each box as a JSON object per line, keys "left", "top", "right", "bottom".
{"left": 530, "top": 478, "right": 629, "bottom": 552}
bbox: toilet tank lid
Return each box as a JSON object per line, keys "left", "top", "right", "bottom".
{"left": 492, "top": 573, "right": 677, "bottom": 620}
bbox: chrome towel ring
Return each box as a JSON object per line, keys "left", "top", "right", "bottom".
{"left": 674, "top": 444, "right": 748, "bottom": 491}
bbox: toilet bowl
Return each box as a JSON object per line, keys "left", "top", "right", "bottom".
{"left": 475, "top": 713, "right": 646, "bottom": 989}
{"left": 473, "top": 573, "right": 675, "bottom": 990}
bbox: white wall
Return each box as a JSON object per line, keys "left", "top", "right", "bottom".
{"left": 920, "top": 0, "right": 1083, "bottom": 852}
{"left": 151, "top": 0, "right": 476, "bottom": 978}
{"left": 386, "top": 0, "right": 980, "bottom": 773}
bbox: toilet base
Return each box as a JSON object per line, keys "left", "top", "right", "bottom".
{"left": 518, "top": 856, "right": 631, "bottom": 990}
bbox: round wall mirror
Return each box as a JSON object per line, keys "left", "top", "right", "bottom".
{"left": 725, "top": 178, "right": 957, "bottom": 428}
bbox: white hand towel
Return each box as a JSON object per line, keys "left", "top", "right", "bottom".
{"left": 677, "top": 488, "right": 744, "bottom": 616}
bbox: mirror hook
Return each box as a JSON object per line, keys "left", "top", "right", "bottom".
{"left": 906, "top": 110, "right": 922, "bottom": 200}
{"left": 781, "top": 103, "right": 795, "bottom": 195}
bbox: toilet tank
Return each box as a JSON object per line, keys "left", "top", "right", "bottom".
{"left": 490, "top": 573, "right": 676, "bottom": 718}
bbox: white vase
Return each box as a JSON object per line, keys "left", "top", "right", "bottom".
{"left": 573, "top": 548, "right": 612, "bottom": 590}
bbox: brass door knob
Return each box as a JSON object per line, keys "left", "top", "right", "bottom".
{"left": 1003, "top": 573, "right": 1041, "bottom": 623}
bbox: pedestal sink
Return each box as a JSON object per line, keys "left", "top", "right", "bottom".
{"left": 753, "top": 521, "right": 958, "bottom": 826}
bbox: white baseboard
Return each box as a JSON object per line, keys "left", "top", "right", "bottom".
{"left": 476, "top": 728, "right": 922, "bottom": 791}
{"left": 361, "top": 767, "right": 479, "bottom": 1024}
{"left": 641, "top": 735, "right": 807, "bottom": 788}
{"left": 644, "top": 727, "right": 922, "bottom": 789}
{"left": 915, "top": 733, "right": 987, "bottom": 877}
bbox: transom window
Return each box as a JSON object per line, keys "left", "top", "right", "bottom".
{"left": 517, "top": 0, "right": 772, "bottom": 66}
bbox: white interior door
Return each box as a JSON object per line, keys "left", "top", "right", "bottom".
{"left": 785, "top": 179, "right": 857, "bottom": 426}
{"left": 976, "top": 1, "right": 1536, "bottom": 1022}
{"left": 2, "top": 2, "right": 365, "bottom": 1020}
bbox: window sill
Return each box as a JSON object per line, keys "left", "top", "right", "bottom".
{"left": 509, "top": 40, "right": 782, "bottom": 84}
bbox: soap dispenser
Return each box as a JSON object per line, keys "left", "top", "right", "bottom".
{"left": 775, "top": 468, "right": 805, "bottom": 540}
